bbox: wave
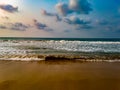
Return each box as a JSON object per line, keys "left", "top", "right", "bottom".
{"left": 0, "top": 40, "right": 120, "bottom": 54}
{"left": 0, "top": 40, "right": 120, "bottom": 62}
{"left": 0, "top": 54, "right": 120, "bottom": 62}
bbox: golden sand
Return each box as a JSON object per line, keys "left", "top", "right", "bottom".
{"left": 0, "top": 61, "right": 120, "bottom": 90}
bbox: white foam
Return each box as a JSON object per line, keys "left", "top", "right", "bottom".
{"left": 0, "top": 40, "right": 120, "bottom": 56}
{"left": 78, "top": 59, "right": 120, "bottom": 63}
{"left": 0, "top": 57, "right": 44, "bottom": 61}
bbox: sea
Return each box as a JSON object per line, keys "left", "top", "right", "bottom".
{"left": 0, "top": 37, "right": 120, "bottom": 62}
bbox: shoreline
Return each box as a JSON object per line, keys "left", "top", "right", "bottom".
{"left": 0, "top": 53, "right": 120, "bottom": 62}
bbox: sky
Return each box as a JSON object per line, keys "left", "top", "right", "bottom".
{"left": 0, "top": 0, "right": 120, "bottom": 38}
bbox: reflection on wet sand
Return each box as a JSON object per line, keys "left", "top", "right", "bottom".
{"left": 0, "top": 61, "right": 120, "bottom": 90}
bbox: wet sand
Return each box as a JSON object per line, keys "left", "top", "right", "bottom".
{"left": 0, "top": 61, "right": 120, "bottom": 90}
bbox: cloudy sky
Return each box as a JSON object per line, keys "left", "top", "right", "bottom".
{"left": 0, "top": 0, "right": 120, "bottom": 38}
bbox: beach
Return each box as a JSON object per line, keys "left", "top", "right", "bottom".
{"left": 0, "top": 61, "right": 120, "bottom": 90}
{"left": 0, "top": 38, "right": 120, "bottom": 90}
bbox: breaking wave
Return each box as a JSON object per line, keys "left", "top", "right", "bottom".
{"left": 0, "top": 40, "right": 120, "bottom": 62}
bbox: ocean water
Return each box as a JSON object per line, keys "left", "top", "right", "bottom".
{"left": 0, "top": 38, "right": 120, "bottom": 61}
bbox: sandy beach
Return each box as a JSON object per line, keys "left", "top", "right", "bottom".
{"left": 0, "top": 61, "right": 120, "bottom": 90}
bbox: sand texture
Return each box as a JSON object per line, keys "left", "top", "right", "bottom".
{"left": 0, "top": 61, "right": 120, "bottom": 90}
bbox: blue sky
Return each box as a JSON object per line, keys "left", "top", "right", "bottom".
{"left": 0, "top": 0, "right": 120, "bottom": 38}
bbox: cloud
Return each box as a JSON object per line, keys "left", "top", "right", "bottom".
{"left": 33, "top": 19, "right": 53, "bottom": 31}
{"left": 63, "top": 16, "right": 93, "bottom": 30}
{"left": 9, "top": 22, "right": 30, "bottom": 31}
{"left": 0, "top": 4, "right": 18, "bottom": 13}
{"left": 0, "top": 23, "right": 29, "bottom": 31}
{"left": 34, "top": 19, "right": 47, "bottom": 29}
{"left": 40, "top": 9, "right": 61, "bottom": 21}
{"left": 55, "top": 3, "right": 72, "bottom": 16}
{"left": 69, "top": 0, "right": 92, "bottom": 14}
{"left": 55, "top": 0, "right": 92, "bottom": 16}
{"left": 41, "top": 9, "right": 55, "bottom": 16}
{"left": 63, "top": 16, "right": 91, "bottom": 25}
